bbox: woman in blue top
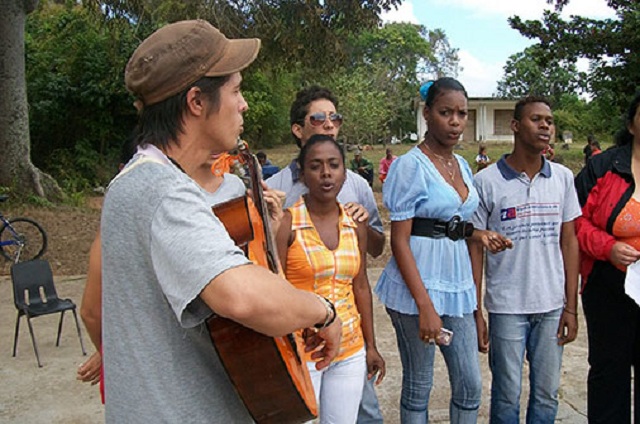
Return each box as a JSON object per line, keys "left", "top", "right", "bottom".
{"left": 375, "top": 77, "right": 510, "bottom": 424}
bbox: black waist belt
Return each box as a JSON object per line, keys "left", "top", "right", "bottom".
{"left": 411, "top": 216, "right": 474, "bottom": 241}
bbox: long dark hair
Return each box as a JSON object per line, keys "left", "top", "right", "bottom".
{"left": 615, "top": 91, "right": 640, "bottom": 146}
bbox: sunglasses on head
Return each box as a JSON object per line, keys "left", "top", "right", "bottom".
{"left": 308, "top": 112, "right": 343, "bottom": 127}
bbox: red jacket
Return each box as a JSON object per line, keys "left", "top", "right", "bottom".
{"left": 574, "top": 143, "right": 634, "bottom": 288}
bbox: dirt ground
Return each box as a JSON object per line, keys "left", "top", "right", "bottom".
{"left": 0, "top": 197, "right": 592, "bottom": 423}
{"left": 0, "top": 194, "right": 390, "bottom": 278}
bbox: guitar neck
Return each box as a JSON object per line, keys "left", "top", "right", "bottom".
{"left": 240, "top": 145, "right": 281, "bottom": 274}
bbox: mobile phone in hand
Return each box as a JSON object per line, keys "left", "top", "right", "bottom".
{"left": 438, "top": 328, "right": 454, "bottom": 346}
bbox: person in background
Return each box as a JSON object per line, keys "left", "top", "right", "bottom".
{"left": 471, "top": 95, "right": 580, "bottom": 424}
{"left": 277, "top": 134, "right": 385, "bottom": 423}
{"left": 376, "top": 77, "right": 510, "bottom": 423}
{"left": 590, "top": 140, "right": 602, "bottom": 157}
{"left": 350, "top": 148, "right": 374, "bottom": 187}
{"left": 266, "top": 85, "right": 386, "bottom": 423}
{"left": 99, "top": 20, "right": 341, "bottom": 422}
{"left": 379, "top": 148, "right": 397, "bottom": 183}
{"left": 574, "top": 91, "right": 640, "bottom": 424}
{"left": 475, "top": 144, "right": 490, "bottom": 172}
{"left": 266, "top": 86, "right": 384, "bottom": 257}
{"left": 257, "top": 150, "right": 280, "bottom": 180}
{"left": 542, "top": 143, "right": 555, "bottom": 161}
{"left": 583, "top": 134, "right": 597, "bottom": 165}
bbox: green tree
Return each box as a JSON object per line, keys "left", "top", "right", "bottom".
{"left": 25, "top": 2, "right": 140, "bottom": 189}
{"left": 344, "top": 22, "right": 459, "bottom": 141}
{"left": 0, "top": 0, "right": 62, "bottom": 199}
{"left": 508, "top": 0, "right": 640, "bottom": 111}
{"left": 328, "top": 66, "right": 391, "bottom": 146}
{"left": 495, "top": 45, "right": 585, "bottom": 105}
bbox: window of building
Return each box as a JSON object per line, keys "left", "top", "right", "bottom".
{"left": 494, "top": 110, "right": 512, "bottom": 135}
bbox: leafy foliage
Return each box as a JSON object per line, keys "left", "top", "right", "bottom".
{"left": 495, "top": 45, "right": 585, "bottom": 105}
{"left": 22, "top": 0, "right": 456, "bottom": 193}
{"left": 25, "top": 2, "right": 140, "bottom": 188}
{"left": 508, "top": 0, "right": 640, "bottom": 112}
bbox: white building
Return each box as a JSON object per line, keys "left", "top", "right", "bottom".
{"left": 416, "top": 98, "right": 517, "bottom": 143}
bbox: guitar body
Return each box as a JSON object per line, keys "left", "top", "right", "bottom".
{"left": 208, "top": 144, "right": 317, "bottom": 424}
{"left": 207, "top": 317, "right": 316, "bottom": 423}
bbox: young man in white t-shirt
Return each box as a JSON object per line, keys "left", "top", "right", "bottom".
{"left": 470, "top": 96, "right": 581, "bottom": 424}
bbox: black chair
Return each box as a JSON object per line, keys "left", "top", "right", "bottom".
{"left": 11, "top": 259, "right": 86, "bottom": 367}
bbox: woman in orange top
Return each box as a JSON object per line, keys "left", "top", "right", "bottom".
{"left": 276, "top": 134, "right": 385, "bottom": 423}
{"left": 574, "top": 93, "right": 640, "bottom": 423}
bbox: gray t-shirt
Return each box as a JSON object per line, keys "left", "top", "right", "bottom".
{"left": 102, "top": 154, "right": 253, "bottom": 423}
{"left": 471, "top": 156, "right": 581, "bottom": 314}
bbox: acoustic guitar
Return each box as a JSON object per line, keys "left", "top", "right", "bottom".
{"left": 207, "top": 142, "right": 317, "bottom": 424}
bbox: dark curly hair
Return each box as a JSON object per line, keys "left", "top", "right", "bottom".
{"left": 289, "top": 86, "right": 339, "bottom": 148}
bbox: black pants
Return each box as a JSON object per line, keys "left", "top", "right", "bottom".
{"left": 582, "top": 263, "right": 640, "bottom": 423}
{"left": 358, "top": 169, "right": 373, "bottom": 187}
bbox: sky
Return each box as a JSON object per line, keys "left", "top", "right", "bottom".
{"left": 382, "top": 0, "right": 618, "bottom": 97}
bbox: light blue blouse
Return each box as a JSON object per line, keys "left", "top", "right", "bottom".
{"left": 375, "top": 146, "right": 479, "bottom": 317}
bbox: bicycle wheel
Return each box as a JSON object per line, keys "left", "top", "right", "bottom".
{"left": 0, "top": 217, "right": 48, "bottom": 262}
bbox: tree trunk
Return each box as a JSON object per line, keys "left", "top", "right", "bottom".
{"left": 0, "top": 0, "right": 62, "bottom": 200}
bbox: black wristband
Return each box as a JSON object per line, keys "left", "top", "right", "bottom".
{"left": 314, "top": 295, "right": 337, "bottom": 330}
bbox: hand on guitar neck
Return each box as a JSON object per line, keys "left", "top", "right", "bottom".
{"left": 251, "top": 181, "right": 286, "bottom": 238}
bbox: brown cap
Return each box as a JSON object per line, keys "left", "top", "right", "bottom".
{"left": 125, "top": 20, "right": 260, "bottom": 107}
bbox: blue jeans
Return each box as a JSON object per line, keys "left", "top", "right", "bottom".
{"left": 488, "top": 309, "right": 564, "bottom": 424}
{"left": 387, "top": 308, "right": 482, "bottom": 424}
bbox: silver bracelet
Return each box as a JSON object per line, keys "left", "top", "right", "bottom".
{"left": 314, "top": 294, "right": 337, "bottom": 330}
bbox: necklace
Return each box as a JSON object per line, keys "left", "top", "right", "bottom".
{"left": 422, "top": 142, "right": 457, "bottom": 182}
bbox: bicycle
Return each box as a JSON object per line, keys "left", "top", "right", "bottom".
{"left": 0, "top": 194, "right": 48, "bottom": 263}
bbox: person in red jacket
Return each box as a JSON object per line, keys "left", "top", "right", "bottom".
{"left": 574, "top": 91, "right": 640, "bottom": 424}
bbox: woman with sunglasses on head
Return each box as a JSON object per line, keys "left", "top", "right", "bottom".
{"left": 267, "top": 86, "right": 386, "bottom": 261}
{"left": 276, "top": 134, "right": 385, "bottom": 424}
{"left": 375, "top": 77, "right": 510, "bottom": 424}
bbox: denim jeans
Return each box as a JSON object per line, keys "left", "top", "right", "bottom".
{"left": 307, "top": 347, "right": 367, "bottom": 424}
{"left": 387, "top": 308, "right": 482, "bottom": 424}
{"left": 488, "top": 309, "right": 564, "bottom": 424}
{"left": 356, "top": 373, "right": 384, "bottom": 424}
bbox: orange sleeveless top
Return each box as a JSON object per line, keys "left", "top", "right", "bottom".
{"left": 285, "top": 199, "right": 364, "bottom": 361}
{"left": 612, "top": 196, "right": 640, "bottom": 272}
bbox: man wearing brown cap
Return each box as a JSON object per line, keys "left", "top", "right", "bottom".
{"left": 101, "top": 20, "right": 341, "bottom": 423}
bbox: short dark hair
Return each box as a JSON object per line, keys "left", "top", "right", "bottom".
{"left": 297, "top": 134, "right": 345, "bottom": 171}
{"left": 513, "top": 95, "right": 552, "bottom": 120}
{"left": 134, "top": 75, "right": 231, "bottom": 149}
{"left": 290, "top": 86, "right": 339, "bottom": 148}
{"left": 615, "top": 91, "right": 640, "bottom": 146}
{"left": 256, "top": 151, "right": 267, "bottom": 160}
{"left": 120, "top": 131, "right": 138, "bottom": 165}
{"left": 423, "top": 77, "right": 468, "bottom": 109}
